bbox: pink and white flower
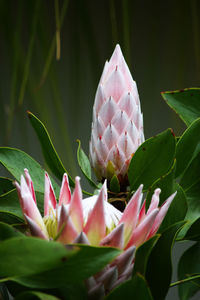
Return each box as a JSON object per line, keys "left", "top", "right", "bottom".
{"left": 90, "top": 44, "right": 144, "bottom": 183}
{"left": 14, "top": 169, "right": 176, "bottom": 297}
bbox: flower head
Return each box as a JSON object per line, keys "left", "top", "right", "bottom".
{"left": 14, "top": 169, "right": 176, "bottom": 297}
{"left": 90, "top": 44, "right": 144, "bottom": 184}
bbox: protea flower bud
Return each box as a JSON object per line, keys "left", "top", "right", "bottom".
{"left": 90, "top": 44, "right": 144, "bottom": 185}
{"left": 14, "top": 169, "right": 176, "bottom": 298}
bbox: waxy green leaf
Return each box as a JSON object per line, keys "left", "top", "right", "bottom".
{"left": 128, "top": 129, "right": 175, "bottom": 191}
{"left": 0, "top": 222, "right": 23, "bottom": 241}
{"left": 176, "top": 118, "right": 200, "bottom": 178}
{"left": 146, "top": 221, "right": 185, "bottom": 300}
{"left": 0, "top": 238, "right": 120, "bottom": 288}
{"left": 146, "top": 160, "right": 176, "bottom": 210}
{"left": 0, "top": 188, "right": 44, "bottom": 223}
{"left": 0, "top": 177, "right": 14, "bottom": 195}
{"left": 184, "top": 217, "right": 200, "bottom": 241}
{"left": 161, "top": 88, "right": 200, "bottom": 126}
{"left": 0, "top": 147, "right": 59, "bottom": 197}
{"left": 28, "top": 111, "right": 74, "bottom": 187}
{"left": 133, "top": 235, "right": 160, "bottom": 277}
{"left": 180, "top": 153, "right": 200, "bottom": 191}
{"left": 178, "top": 181, "right": 200, "bottom": 240}
{"left": 105, "top": 273, "right": 153, "bottom": 300}
{"left": 178, "top": 242, "right": 200, "bottom": 300}
{"left": 77, "top": 140, "right": 98, "bottom": 189}
{"left": 0, "top": 211, "right": 24, "bottom": 225}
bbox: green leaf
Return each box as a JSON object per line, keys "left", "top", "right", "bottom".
{"left": 128, "top": 129, "right": 176, "bottom": 191}
{"left": 27, "top": 111, "right": 74, "bottom": 187}
{"left": 0, "top": 211, "right": 24, "bottom": 225}
{"left": 161, "top": 88, "right": 200, "bottom": 126}
{"left": 158, "top": 184, "right": 187, "bottom": 233}
{"left": 0, "top": 238, "right": 120, "bottom": 288}
{"left": 15, "top": 291, "right": 60, "bottom": 300}
{"left": 180, "top": 153, "right": 200, "bottom": 190}
{"left": 145, "top": 221, "right": 185, "bottom": 300}
{"left": 105, "top": 273, "right": 153, "bottom": 300}
{"left": 178, "top": 242, "right": 200, "bottom": 300}
{"left": 178, "top": 181, "right": 200, "bottom": 240}
{"left": 77, "top": 140, "right": 98, "bottom": 189}
{"left": 0, "top": 222, "right": 23, "bottom": 241}
{"left": 0, "top": 177, "right": 14, "bottom": 195}
{"left": 0, "top": 189, "right": 23, "bottom": 218}
{"left": 146, "top": 159, "right": 176, "bottom": 210}
{"left": 0, "top": 147, "right": 59, "bottom": 197}
{"left": 184, "top": 217, "right": 200, "bottom": 241}
{"left": 175, "top": 118, "right": 200, "bottom": 178}
{"left": 0, "top": 189, "right": 44, "bottom": 219}
{"left": 133, "top": 235, "right": 160, "bottom": 277}
{"left": 110, "top": 174, "right": 120, "bottom": 193}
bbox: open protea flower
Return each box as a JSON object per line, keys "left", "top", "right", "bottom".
{"left": 14, "top": 169, "right": 176, "bottom": 298}
{"left": 89, "top": 44, "right": 144, "bottom": 185}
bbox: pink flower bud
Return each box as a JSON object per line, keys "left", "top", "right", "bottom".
{"left": 90, "top": 45, "right": 144, "bottom": 185}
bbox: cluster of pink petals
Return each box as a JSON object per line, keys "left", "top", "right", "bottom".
{"left": 15, "top": 169, "right": 176, "bottom": 297}
{"left": 90, "top": 44, "right": 144, "bottom": 181}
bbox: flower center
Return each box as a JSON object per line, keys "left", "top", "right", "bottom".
{"left": 43, "top": 216, "right": 58, "bottom": 240}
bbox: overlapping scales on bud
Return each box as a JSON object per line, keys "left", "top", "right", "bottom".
{"left": 14, "top": 169, "right": 176, "bottom": 298}
{"left": 90, "top": 44, "right": 144, "bottom": 183}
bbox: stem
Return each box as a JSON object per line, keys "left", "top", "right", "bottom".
{"left": 170, "top": 274, "right": 200, "bottom": 288}
{"left": 54, "top": 0, "right": 61, "bottom": 60}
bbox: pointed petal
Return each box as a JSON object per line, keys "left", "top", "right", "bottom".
{"left": 17, "top": 176, "right": 45, "bottom": 229}
{"left": 84, "top": 182, "right": 107, "bottom": 245}
{"left": 25, "top": 214, "right": 48, "bottom": 239}
{"left": 104, "top": 67, "right": 126, "bottom": 102}
{"left": 99, "top": 97, "right": 118, "bottom": 127}
{"left": 100, "top": 223, "right": 124, "bottom": 249}
{"left": 96, "top": 266, "right": 118, "bottom": 291}
{"left": 94, "top": 85, "right": 106, "bottom": 113}
{"left": 126, "top": 120, "right": 140, "bottom": 150}
{"left": 109, "top": 44, "right": 123, "bottom": 67}
{"left": 112, "top": 110, "right": 129, "bottom": 135}
{"left": 59, "top": 173, "right": 71, "bottom": 206}
{"left": 99, "top": 60, "right": 109, "bottom": 84}
{"left": 138, "top": 199, "right": 146, "bottom": 223}
{"left": 103, "top": 124, "right": 119, "bottom": 150}
{"left": 69, "top": 177, "right": 84, "bottom": 232}
{"left": 148, "top": 192, "right": 177, "bottom": 238}
{"left": 44, "top": 172, "right": 57, "bottom": 216}
{"left": 96, "top": 138, "right": 109, "bottom": 162}
{"left": 106, "top": 146, "right": 126, "bottom": 174}
{"left": 73, "top": 232, "right": 90, "bottom": 245}
{"left": 118, "top": 92, "right": 136, "bottom": 118}
{"left": 57, "top": 205, "right": 78, "bottom": 244}
{"left": 93, "top": 115, "right": 106, "bottom": 139}
{"left": 126, "top": 209, "right": 159, "bottom": 248}
{"left": 120, "top": 185, "right": 143, "bottom": 245}
{"left": 118, "top": 131, "right": 135, "bottom": 158}
{"left": 24, "top": 169, "right": 36, "bottom": 204}
{"left": 111, "top": 246, "right": 135, "bottom": 276}
{"left": 147, "top": 188, "right": 161, "bottom": 215}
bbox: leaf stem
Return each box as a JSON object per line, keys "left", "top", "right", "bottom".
{"left": 170, "top": 274, "right": 200, "bottom": 288}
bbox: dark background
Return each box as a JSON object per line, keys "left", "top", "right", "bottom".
{"left": 0, "top": 1, "right": 200, "bottom": 299}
